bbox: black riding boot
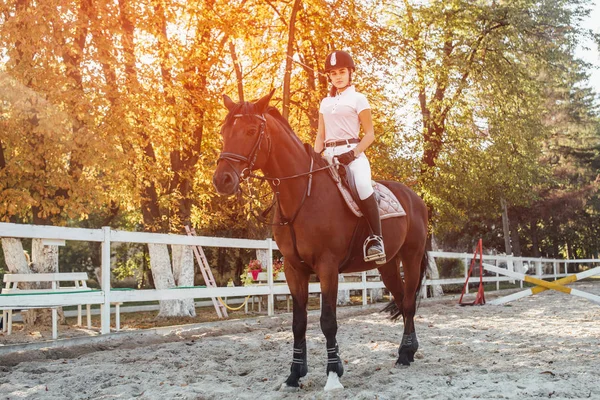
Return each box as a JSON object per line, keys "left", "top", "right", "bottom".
{"left": 360, "top": 193, "right": 386, "bottom": 264}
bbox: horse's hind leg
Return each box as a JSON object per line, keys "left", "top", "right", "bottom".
{"left": 380, "top": 251, "right": 423, "bottom": 366}
{"left": 396, "top": 247, "right": 426, "bottom": 366}
{"left": 280, "top": 266, "right": 310, "bottom": 392}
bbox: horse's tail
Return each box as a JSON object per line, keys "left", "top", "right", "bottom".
{"left": 415, "top": 248, "right": 429, "bottom": 302}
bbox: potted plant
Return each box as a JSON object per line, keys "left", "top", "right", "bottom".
{"left": 241, "top": 258, "right": 286, "bottom": 285}
{"left": 247, "top": 259, "right": 263, "bottom": 280}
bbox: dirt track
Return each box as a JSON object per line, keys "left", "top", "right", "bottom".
{"left": 1, "top": 283, "right": 599, "bottom": 399}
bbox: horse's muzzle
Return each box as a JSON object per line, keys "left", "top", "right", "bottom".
{"left": 212, "top": 170, "right": 239, "bottom": 196}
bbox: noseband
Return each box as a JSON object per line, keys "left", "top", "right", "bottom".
{"left": 217, "top": 113, "right": 270, "bottom": 180}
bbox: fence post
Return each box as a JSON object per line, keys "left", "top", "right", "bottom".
{"left": 362, "top": 271, "right": 368, "bottom": 305}
{"left": 495, "top": 258, "right": 500, "bottom": 291}
{"left": 101, "top": 227, "right": 111, "bottom": 334}
{"left": 514, "top": 257, "right": 524, "bottom": 288}
{"left": 507, "top": 256, "right": 515, "bottom": 284}
{"left": 535, "top": 260, "right": 542, "bottom": 277}
{"left": 267, "top": 238, "right": 274, "bottom": 316}
{"left": 426, "top": 254, "right": 443, "bottom": 297}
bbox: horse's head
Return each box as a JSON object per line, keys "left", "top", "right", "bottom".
{"left": 213, "top": 90, "right": 275, "bottom": 196}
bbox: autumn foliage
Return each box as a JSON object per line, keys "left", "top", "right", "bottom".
{"left": 1, "top": 0, "right": 599, "bottom": 258}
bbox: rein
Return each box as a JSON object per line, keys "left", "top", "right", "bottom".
{"left": 217, "top": 112, "right": 335, "bottom": 226}
{"left": 217, "top": 112, "right": 336, "bottom": 264}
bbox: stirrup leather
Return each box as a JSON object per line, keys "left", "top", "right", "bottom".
{"left": 363, "top": 235, "right": 386, "bottom": 264}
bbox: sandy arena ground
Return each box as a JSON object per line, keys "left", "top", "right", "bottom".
{"left": 1, "top": 282, "right": 599, "bottom": 399}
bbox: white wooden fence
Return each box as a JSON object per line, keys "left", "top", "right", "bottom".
{"left": 1, "top": 222, "right": 599, "bottom": 336}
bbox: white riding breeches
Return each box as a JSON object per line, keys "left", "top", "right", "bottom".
{"left": 323, "top": 143, "right": 374, "bottom": 200}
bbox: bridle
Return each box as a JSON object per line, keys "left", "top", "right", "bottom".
{"left": 217, "top": 113, "right": 270, "bottom": 181}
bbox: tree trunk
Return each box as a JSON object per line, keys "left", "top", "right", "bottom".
{"left": 282, "top": 0, "right": 302, "bottom": 120}
{"left": 510, "top": 219, "right": 521, "bottom": 256}
{"left": 426, "top": 255, "right": 444, "bottom": 297}
{"left": 423, "top": 236, "right": 443, "bottom": 297}
{"left": 501, "top": 198, "right": 512, "bottom": 255}
{"left": 531, "top": 221, "right": 540, "bottom": 257}
{"left": 234, "top": 256, "right": 244, "bottom": 286}
{"left": 148, "top": 243, "right": 192, "bottom": 317}
{"left": 229, "top": 41, "right": 244, "bottom": 102}
{"left": 1, "top": 238, "right": 31, "bottom": 276}
{"left": 171, "top": 245, "right": 196, "bottom": 317}
{"left": 256, "top": 249, "right": 270, "bottom": 273}
{"left": 31, "top": 239, "right": 59, "bottom": 277}
{"left": 118, "top": 0, "right": 163, "bottom": 233}
{"left": 24, "top": 239, "right": 64, "bottom": 328}
{"left": 0, "top": 139, "right": 5, "bottom": 170}
{"left": 370, "top": 287, "right": 384, "bottom": 302}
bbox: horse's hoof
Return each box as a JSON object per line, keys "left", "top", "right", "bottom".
{"left": 324, "top": 371, "right": 344, "bottom": 391}
{"left": 395, "top": 355, "right": 411, "bottom": 367}
{"left": 279, "top": 383, "right": 300, "bottom": 392}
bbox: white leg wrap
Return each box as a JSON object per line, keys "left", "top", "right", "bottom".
{"left": 279, "top": 383, "right": 300, "bottom": 392}
{"left": 324, "top": 371, "right": 344, "bottom": 391}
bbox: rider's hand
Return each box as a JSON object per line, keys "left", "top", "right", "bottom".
{"left": 337, "top": 150, "right": 357, "bottom": 165}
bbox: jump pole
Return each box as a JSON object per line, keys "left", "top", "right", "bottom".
{"left": 483, "top": 263, "right": 600, "bottom": 305}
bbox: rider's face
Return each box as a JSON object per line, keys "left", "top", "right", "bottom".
{"left": 328, "top": 68, "right": 350, "bottom": 89}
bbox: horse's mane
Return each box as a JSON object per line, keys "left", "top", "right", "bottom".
{"left": 222, "top": 101, "right": 326, "bottom": 167}
{"left": 264, "top": 106, "right": 327, "bottom": 168}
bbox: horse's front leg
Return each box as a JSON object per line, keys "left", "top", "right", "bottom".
{"left": 319, "top": 266, "right": 344, "bottom": 391}
{"left": 280, "top": 267, "right": 310, "bottom": 392}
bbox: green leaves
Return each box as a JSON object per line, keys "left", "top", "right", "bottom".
{"left": 385, "top": 0, "right": 599, "bottom": 247}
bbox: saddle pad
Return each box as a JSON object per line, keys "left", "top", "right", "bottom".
{"left": 337, "top": 181, "right": 406, "bottom": 219}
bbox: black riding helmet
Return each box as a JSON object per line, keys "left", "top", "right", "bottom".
{"left": 324, "top": 50, "right": 355, "bottom": 72}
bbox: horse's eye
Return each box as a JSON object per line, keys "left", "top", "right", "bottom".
{"left": 247, "top": 128, "right": 258, "bottom": 136}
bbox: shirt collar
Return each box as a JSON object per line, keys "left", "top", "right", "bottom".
{"left": 337, "top": 85, "right": 356, "bottom": 96}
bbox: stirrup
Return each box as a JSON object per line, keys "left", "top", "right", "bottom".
{"left": 363, "top": 235, "right": 386, "bottom": 264}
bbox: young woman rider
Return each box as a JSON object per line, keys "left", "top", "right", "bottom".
{"left": 313, "top": 50, "right": 385, "bottom": 264}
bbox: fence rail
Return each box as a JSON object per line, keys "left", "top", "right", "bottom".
{"left": 1, "top": 222, "right": 599, "bottom": 336}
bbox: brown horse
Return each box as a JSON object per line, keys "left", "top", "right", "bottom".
{"left": 212, "top": 90, "right": 429, "bottom": 392}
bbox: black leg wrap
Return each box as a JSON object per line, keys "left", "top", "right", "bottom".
{"left": 285, "top": 340, "right": 308, "bottom": 387}
{"left": 326, "top": 342, "right": 344, "bottom": 377}
{"left": 396, "top": 332, "right": 419, "bottom": 366}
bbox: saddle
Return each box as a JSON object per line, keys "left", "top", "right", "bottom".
{"left": 324, "top": 156, "right": 406, "bottom": 219}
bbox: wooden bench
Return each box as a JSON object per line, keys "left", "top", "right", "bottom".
{"left": 0, "top": 273, "right": 121, "bottom": 339}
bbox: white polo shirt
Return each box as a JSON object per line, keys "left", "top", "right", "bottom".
{"left": 319, "top": 86, "right": 370, "bottom": 143}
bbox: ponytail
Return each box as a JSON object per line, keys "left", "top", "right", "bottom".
{"left": 329, "top": 85, "right": 337, "bottom": 97}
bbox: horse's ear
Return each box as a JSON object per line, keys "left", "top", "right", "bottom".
{"left": 223, "top": 94, "right": 236, "bottom": 111}
{"left": 255, "top": 89, "right": 276, "bottom": 113}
